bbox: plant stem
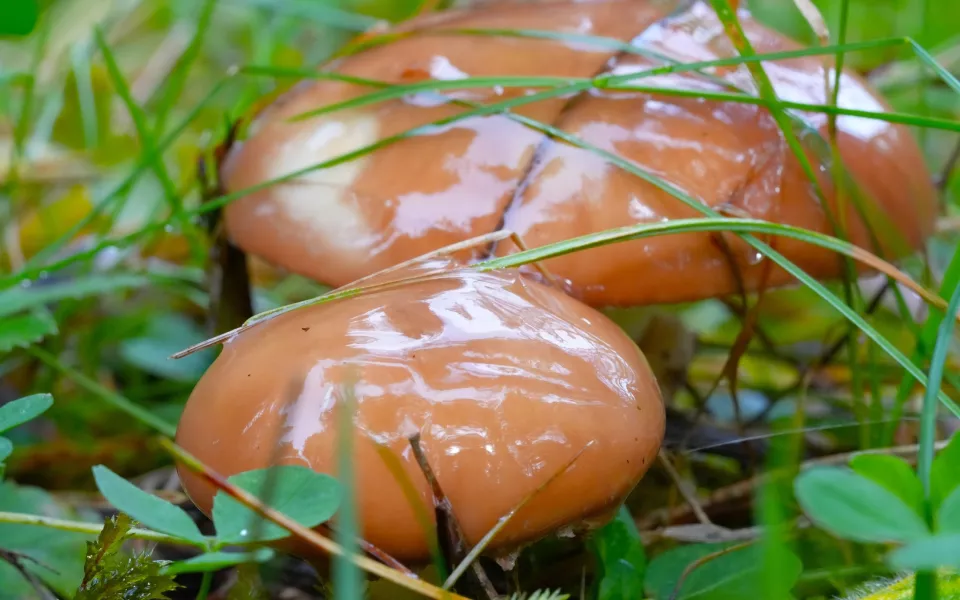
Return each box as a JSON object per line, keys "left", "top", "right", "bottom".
{"left": 195, "top": 571, "right": 213, "bottom": 600}
{"left": 0, "top": 511, "right": 208, "bottom": 549}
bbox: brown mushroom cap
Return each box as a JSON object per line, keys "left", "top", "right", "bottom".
{"left": 221, "top": 0, "right": 936, "bottom": 307}
{"left": 175, "top": 259, "right": 664, "bottom": 561}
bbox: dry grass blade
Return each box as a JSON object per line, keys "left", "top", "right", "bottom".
{"left": 160, "top": 439, "right": 467, "bottom": 600}
{"left": 169, "top": 230, "right": 549, "bottom": 360}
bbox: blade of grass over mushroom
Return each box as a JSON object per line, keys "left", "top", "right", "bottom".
{"left": 442, "top": 441, "right": 594, "bottom": 590}
{"left": 28, "top": 347, "right": 177, "bottom": 437}
{"left": 474, "top": 219, "right": 948, "bottom": 316}
{"left": 160, "top": 439, "right": 468, "bottom": 600}
{"left": 167, "top": 218, "right": 949, "bottom": 362}
{"left": 333, "top": 381, "right": 364, "bottom": 600}
{"left": 279, "top": 71, "right": 960, "bottom": 132}
{"left": 475, "top": 110, "right": 960, "bottom": 418}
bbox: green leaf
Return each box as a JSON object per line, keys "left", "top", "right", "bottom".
{"left": 932, "top": 432, "right": 960, "bottom": 517}
{"left": 938, "top": 485, "right": 960, "bottom": 533}
{"left": 0, "top": 274, "right": 151, "bottom": 319}
{"left": 75, "top": 513, "right": 180, "bottom": 599}
{"left": 0, "top": 437, "right": 11, "bottom": 463}
{"left": 591, "top": 505, "right": 646, "bottom": 600}
{"left": 0, "top": 394, "right": 53, "bottom": 434}
{"left": 0, "top": 0, "right": 38, "bottom": 37}
{"left": 0, "top": 481, "right": 93, "bottom": 597}
{"left": 165, "top": 548, "right": 275, "bottom": 575}
{"left": 118, "top": 314, "right": 213, "bottom": 382}
{"left": 0, "top": 310, "right": 58, "bottom": 352}
{"left": 212, "top": 466, "right": 342, "bottom": 544}
{"left": 887, "top": 533, "right": 960, "bottom": 570}
{"left": 92, "top": 466, "right": 206, "bottom": 545}
{"left": 225, "top": 563, "right": 271, "bottom": 600}
{"left": 795, "top": 466, "right": 930, "bottom": 543}
{"left": 645, "top": 543, "right": 801, "bottom": 599}
{"left": 849, "top": 454, "right": 925, "bottom": 517}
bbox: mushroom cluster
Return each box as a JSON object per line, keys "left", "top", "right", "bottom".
{"left": 176, "top": 257, "right": 665, "bottom": 560}
{"left": 175, "top": 0, "right": 937, "bottom": 570}
{"left": 220, "top": 0, "right": 935, "bottom": 308}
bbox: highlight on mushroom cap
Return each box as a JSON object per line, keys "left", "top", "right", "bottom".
{"left": 174, "top": 258, "right": 665, "bottom": 561}
{"left": 219, "top": 0, "right": 936, "bottom": 308}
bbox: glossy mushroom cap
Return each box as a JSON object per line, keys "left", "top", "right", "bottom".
{"left": 221, "top": 0, "right": 936, "bottom": 307}
{"left": 175, "top": 259, "right": 664, "bottom": 561}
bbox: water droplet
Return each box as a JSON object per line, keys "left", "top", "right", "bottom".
{"left": 240, "top": 528, "right": 249, "bottom": 537}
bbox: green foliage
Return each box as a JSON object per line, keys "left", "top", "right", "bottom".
{"left": 590, "top": 506, "right": 647, "bottom": 600}
{"left": 0, "top": 274, "right": 153, "bottom": 318}
{"left": 92, "top": 465, "right": 207, "bottom": 545}
{"left": 850, "top": 454, "right": 927, "bottom": 518}
{"left": 225, "top": 563, "right": 271, "bottom": 600}
{"left": 212, "top": 465, "right": 342, "bottom": 544}
{"left": 0, "top": 0, "right": 38, "bottom": 37}
{"left": 645, "top": 543, "right": 802, "bottom": 600}
{"left": 0, "top": 438, "right": 11, "bottom": 464}
{"left": 889, "top": 534, "right": 960, "bottom": 570}
{"left": 931, "top": 433, "right": 960, "bottom": 518}
{"left": 75, "top": 513, "right": 179, "bottom": 600}
{"left": 839, "top": 572, "right": 960, "bottom": 600}
{"left": 795, "top": 466, "right": 931, "bottom": 543}
{"left": 0, "top": 393, "right": 52, "bottom": 434}
{"left": 939, "top": 486, "right": 960, "bottom": 533}
{"left": 164, "top": 548, "right": 275, "bottom": 575}
{"left": 0, "top": 309, "right": 58, "bottom": 352}
{"left": 0, "top": 481, "right": 92, "bottom": 599}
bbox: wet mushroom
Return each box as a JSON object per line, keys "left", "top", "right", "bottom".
{"left": 175, "top": 258, "right": 665, "bottom": 562}
{"left": 219, "top": 0, "right": 936, "bottom": 308}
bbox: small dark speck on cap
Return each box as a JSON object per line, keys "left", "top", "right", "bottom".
{"left": 302, "top": 327, "right": 311, "bottom": 332}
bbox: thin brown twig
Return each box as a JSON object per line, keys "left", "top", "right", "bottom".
{"left": 639, "top": 438, "right": 951, "bottom": 529}
{"left": 657, "top": 450, "right": 712, "bottom": 526}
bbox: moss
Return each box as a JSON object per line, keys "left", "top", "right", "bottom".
{"left": 839, "top": 572, "right": 960, "bottom": 600}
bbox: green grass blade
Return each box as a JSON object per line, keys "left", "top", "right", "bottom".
{"left": 28, "top": 347, "right": 177, "bottom": 437}
{"left": 152, "top": 0, "right": 218, "bottom": 135}
{"left": 94, "top": 28, "right": 183, "bottom": 224}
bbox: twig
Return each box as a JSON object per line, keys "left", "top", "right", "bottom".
{"left": 408, "top": 433, "right": 498, "bottom": 600}
{"left": 639, "top": 439, "right": 951, "bottom": 529}
{"left": 657, "top": 450, "right": 712, "bottom": 526}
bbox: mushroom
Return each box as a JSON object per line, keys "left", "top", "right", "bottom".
{"left": 175, "top": 257, "right": 665, "bottom": 561}
{"left": 219, "top": 0, "right": 936, "bottom": 308}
